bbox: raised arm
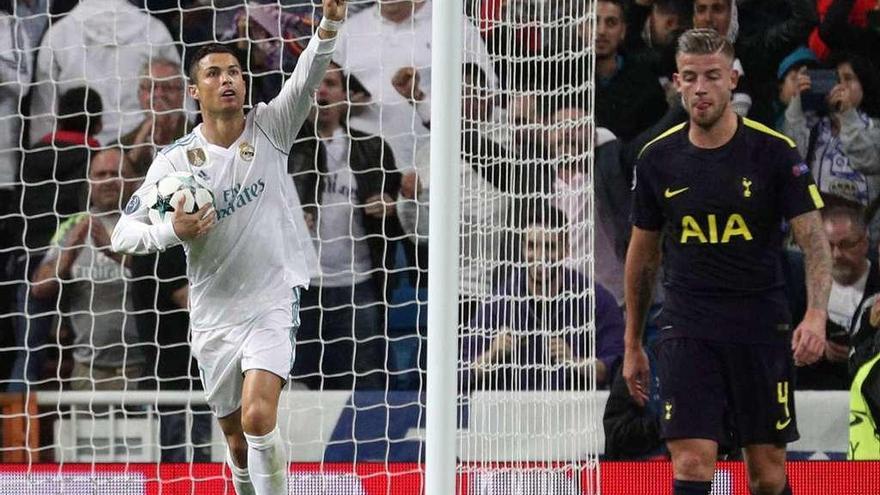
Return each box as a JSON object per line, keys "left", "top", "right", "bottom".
{"left": 259, "top": 0, "right": 346, "bottom": 152}
{"left": 789, "top": 210, "right": 832, "bottom": 366}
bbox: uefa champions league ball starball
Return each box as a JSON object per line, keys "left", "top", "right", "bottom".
{"left": 143, "top": 171, "right": 215, "bottom": 225}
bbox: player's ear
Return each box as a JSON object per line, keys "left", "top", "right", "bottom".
{"left": 188, "top": 83, "right": 199, "bottom": 102}
{"left": 729, "top": 65, "right": 740, "bottom": 91}
{"left": 672, "top": 72, "right": 682, "bottom": 92}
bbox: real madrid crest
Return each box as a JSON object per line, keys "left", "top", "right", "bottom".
{"left": 239, "top": 142, "right": 255, "bottom": 161}
{"left": 187, "top": 148, "right": 207, "bottom": 167}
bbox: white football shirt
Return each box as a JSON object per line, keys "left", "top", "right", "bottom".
{"left": 112, "top": 35, "right": 335, "bottom": 331}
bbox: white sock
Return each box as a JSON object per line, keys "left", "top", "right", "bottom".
{"left": 244, "top": 427, "right": 288, "bottom": 495}
{"left": 226, "top": 449, "right": 256, "bottom": 495}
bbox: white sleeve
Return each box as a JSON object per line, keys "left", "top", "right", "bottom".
{"left": 0, "top": 18, "right": 32, "bottom": 101}
{"left": 257, "top": 34, "right": 337, "bottom": 152}
{"left": 111, "top": 153, "right": 182, "bottom": 255}
{"left": 28, "top": 34, "right": 53, "bottom": 146}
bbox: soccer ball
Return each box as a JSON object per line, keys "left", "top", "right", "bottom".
{"left": 143, "top": 171, "right": 214, "bottom": 225}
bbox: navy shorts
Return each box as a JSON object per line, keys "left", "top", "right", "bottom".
{"left": 655, "top": 336, "right": 799, "bottom": 448}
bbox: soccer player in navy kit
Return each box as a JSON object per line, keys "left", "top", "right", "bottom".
{"left": 623, "top": 29, "right": 832, "bottom": 495}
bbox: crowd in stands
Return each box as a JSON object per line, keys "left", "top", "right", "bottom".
{"left": 1, "top": 0, "right": 879, "bottom": 460}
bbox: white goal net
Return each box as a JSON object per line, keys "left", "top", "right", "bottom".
{"left": 0, "top": 0, "right": 598, "bottom": 493}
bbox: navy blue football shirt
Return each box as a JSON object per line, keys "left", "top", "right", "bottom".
{"left": 631, "top": 117, "right": 824, "bottom": 343}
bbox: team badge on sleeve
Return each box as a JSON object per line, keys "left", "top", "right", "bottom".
{"left": 124, "top": 194, "right": 141, "bottom": 215}
{"left": 791, "top": 162, "right": 809, "bottom": 177}
{"left": 187, "top": 148, "right": 207, "bottom": 167}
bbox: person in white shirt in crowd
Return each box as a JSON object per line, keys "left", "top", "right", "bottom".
{"left": 111, "top": 1, "right": 346, "bottom": 493}
{"left": 31, "top": 148, "right": 145, "bottom": 391}
{"left": 29, "top": 0, "right": 179, "bottom": 147}
{"left": 396, "top": 63, "right": 509, "bottom": 323}
{"left": 334, "top": 0, "right": 497, "bottom": 171}
{"left": 288, "top": 62, "right": 400, "bottom": 390}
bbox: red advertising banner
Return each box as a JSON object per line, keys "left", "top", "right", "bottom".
{"left": 0, "top": 462, "right": 876, "bottom": 494}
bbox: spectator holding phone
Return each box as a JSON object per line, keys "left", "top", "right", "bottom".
{"left": 784, "top": 52, "right": 880, "bottom": 242}
{"left": 797, "top": 200, "right": 880, "bottom": 389}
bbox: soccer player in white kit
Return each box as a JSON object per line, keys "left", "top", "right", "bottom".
{"left": 111, "top": 1, "right": 346, "bottom": 493}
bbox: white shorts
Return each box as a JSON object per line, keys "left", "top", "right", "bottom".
{"left": 191, "top": 289, "right": 301, "bottom": 418}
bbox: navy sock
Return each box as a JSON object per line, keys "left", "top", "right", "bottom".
{"left": 673, "top": 479, "right": 712, "bottom": 495}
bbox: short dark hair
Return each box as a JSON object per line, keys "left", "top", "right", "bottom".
{"left": 57, "top": 87, "right": 103, "bottom": 135}
{"left": 187, "top": 43, "right": 242, "bottom": 83}
{"left": 521, "top": 203, "right": 569, "bottom": 232}
{"left": 598, "top": 0, "right": 628, "bottom": 21}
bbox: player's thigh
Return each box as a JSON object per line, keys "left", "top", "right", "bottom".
{"left": 241, "top": 368, "right": 284, "bottom": 434}
{"left": 191, "top": 329, "right": 246, "bottom": 419}
{"left": 722, "top": 340, "right": 798, "bottom": 446}
{"left": 655, "top": 337, "right": 728, "bottom": 443}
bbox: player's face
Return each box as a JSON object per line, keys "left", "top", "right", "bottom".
{"left": 674, "top": 52, "right": 738, "bottom": 129}
{"left": 189, "top": 53, "right": 246, "bottom": 115}
{"left": 693, "top": 0, "right": 732, "bottom": 36}
{"left": 523, "top": 224, "right": 567, "bottom": 285}
{"left": 89, "top": 151, "right": 127, "bottom": 211}
{"left": 313, "top": 67, "right": 347, "bottom": 127}
{"left": 140, "top": 62, "right": 185, "bottom": 113}
{"left": 594, "top": 1, "right": 626, "bottom": 58}
{"left": 825, "top": 217, "right": 869, "bottom": 285}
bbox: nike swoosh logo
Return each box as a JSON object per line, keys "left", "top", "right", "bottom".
{"left": 664, "top": 187, "right": 689, "bottom": 198}
{"left": 776, "top": 418, "right": 792, "bottom": 430}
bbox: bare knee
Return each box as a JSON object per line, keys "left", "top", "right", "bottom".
{"left": 241, "top": 400, "right": 277, "bottom": 436}
{"left": 673, "top": 450, "right": 715, "bottom": 481}
{"left": 748, "top": 470, "right": 786, "bottom": 495}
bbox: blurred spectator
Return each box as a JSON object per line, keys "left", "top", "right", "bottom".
{"left": 29, "top": 0, "right": 180, "bottom": 147}
{"left": 335, "top": 0, "right": 497, "bottom": 171}
{"left": 0, "top": 8, "right": 32, "bottom": 191}
{"left": 0, "top": 7, "right": 35, "bottom": 383}
{"left": 798, "top": 200, "right": 880, "bottom": 389}
{"left": 8, "top": 87, "right": 102, "bottom": 392}
{"left": 289, "top": 63, "right": 399, "bottom": 391}
{"left": 30, "top": 148, "right": 145, "bottom": 391}
{"left": 692, "top": 0, "right": 818, "bottom": 123}
{"left": 783, "top": 53, "right": 880, "bottom": 240}
{"left": 812, "top": 0, "right": 880, "bottom": 67}
{"left": 396, "top": 63, "right": 510, "bottom": 323}
{"left": 461, "top": 207, "right": 624, "bottom": 391}
{"left": 121, "top": 58, "right": 190, "bottom": 176}
{"left": 625, "top": 0, "right": 689, "bottom": 94}
{"left": 592, "top": 0, "right": 668, "bottom": 142}
{"left": 218, "top": 1, "right": 316, "bottom": 106}
{"left": 771, "top": 46, "right": 820, "bottom": 130}
{"left": 131, "top": 246, "right": 210, "bottom": 461}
